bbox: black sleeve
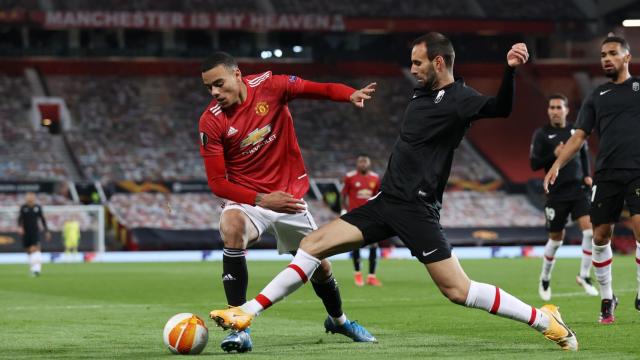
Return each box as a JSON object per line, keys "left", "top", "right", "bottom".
{"left": 459, "top": 65, "right": 515, "bottom": 121}
{"left": 576, "top": 92, "right": 596, "bottom": 134}
{"left": 579, "top": 142, "right": 591, "bottom": 178}
{"left": 38, "top": 206, "right": 48, "bottom": 231}
{"left": 529, "top": 129, "right": 555, "bottom": 171}
{"left": 17, "top": 206, "right": 24, "bottom": 226}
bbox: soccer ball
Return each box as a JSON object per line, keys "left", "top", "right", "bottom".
{"left": 163, "top": 313, "right": 209, "bottom": 355}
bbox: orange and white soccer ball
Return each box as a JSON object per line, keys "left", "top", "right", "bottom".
{"left": 163, "top": 313, "right": 209, "bottom": 355}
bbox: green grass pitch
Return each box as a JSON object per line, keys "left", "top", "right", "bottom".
{"left": 1, "top": 256, "right": 639, "bottom": 359}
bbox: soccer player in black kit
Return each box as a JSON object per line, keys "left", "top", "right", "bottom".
{"left": 530, "top": 94, "right": 598, "bottom": 300}
{"left": 545, "top": 36, "right": 640, "bottom": 324}
{"left": 18, "top": 192, "right": 50, "bottom": 276}
{"left": 211, "top": 32, "right": 578, "bottom": 351}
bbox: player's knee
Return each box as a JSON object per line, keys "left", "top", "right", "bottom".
{"left": 299, "top": 232, "right": 324, "bottom": 258}
{"left": 219, "top": 210, "right": 247, "bottom": 248}
{"left": 548, "top": 231, "right": 564, "bottom": 241}
{"left": 593, "top": 225, "right": 613, "bottom": 246}
{"left": 311, "top": 259, "right": 332, "bottom": 282}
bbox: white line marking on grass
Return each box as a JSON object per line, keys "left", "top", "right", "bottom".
{"left": 552, "top": 288, "right": 636, "bottom": 297}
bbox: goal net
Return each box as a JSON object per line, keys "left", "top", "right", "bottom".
{"left": 0, "top": 205, "right": 105, "bottom": 254}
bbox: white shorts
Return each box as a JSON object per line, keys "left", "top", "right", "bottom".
{"left": 221, "top": 201, "right": 318, "bottom": 254}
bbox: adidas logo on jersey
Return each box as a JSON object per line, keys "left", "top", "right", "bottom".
{"left": 227, "top": 127, "right": 238, "bottom": 136}
{"left": 222, "top": 274, "right": 237, "bottom": 281}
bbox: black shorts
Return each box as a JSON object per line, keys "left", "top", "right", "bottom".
{"left": 22, "top": 233, "right": 40, "bottom": 248}
{"left": 341, "top": 192, "right": 451, "bottom": 264}
{"left": 544, "top": 195, "right": 590, "bottom": 232}
{"left": 590, "top": 170, "right": 640, "bottom": 225}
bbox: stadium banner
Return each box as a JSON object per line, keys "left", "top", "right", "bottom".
{"left": 0, "top": 231, "right": 95, "bottom": 253}
{"left": 112, "top": 180, "right": 209, "bottom": 193}
{"left": 445, "top": 226, "right": 582, "bottom": 246}
{"left": 0, "top": 181, "right": 57, "bottom": 193}
{"left": 0, "top": 9, "right": 25, "bottom": 22}
{"left": 21, "top": 12, "right": 554, "bottom": 33}
{"left": 130, "top": 228, "right": 277, "bottom": 251}
{"left": 31, "top": 11, "right": 346, "bottom": 31}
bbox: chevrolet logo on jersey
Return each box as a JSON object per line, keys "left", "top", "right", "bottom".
{"left": 241, "top": 124, "right": 272, "bottom": 148}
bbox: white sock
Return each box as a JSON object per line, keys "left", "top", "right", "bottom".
{"left": 592, "top": 242, "right": 613, "bottom": 300}
{"left": 331, "top": 314, "right": 347, "bottom": 325}
{"left": 241, "top": 249, "right": 320, "bottom": 315}
{"left": 636, "top": 241, "right": 640, "bottom": 298}
{"left": 28, "top": 253, "right": 35, "bottom": 272}
{"left": 540, "top": 239, "right": 562, "bottom": 281}
{"left": 465, "top": 280, "right": 549, "bottom": 332}
{"left": 34, "top": 251, "right": 42, "bottom": 273}
{"left": 579, "top": 230, "right": 593, "bottom": 278}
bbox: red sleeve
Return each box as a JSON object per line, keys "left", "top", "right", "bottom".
{"left": 199, "top": 111, "right": 224, "bottom": 157}
{"left": 274, "top": 74, "right": 355, "bottom": 102}
{"left": 341, "top": 176, "right": 350, "bottom": 196}
{"left": 203, "top": 154, "right": 258, "bottom": 205}
{"left": 296, "top": 79, "right": 355, "bottom": 101}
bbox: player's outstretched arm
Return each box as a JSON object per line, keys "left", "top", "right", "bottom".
{"left": 468, "top": 43, "right": 529, "bottom": 119}
{"left": 297, "top": 80, "right": 376, "bottom": 108}
{"left": 543, "top": 129, "right": 587, "bottom": 192}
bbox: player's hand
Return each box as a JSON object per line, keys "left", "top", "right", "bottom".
{"left": 507, "top": 43, "right": 529, "bottom": 67}
{"left": 543, "top": 163, "right": 560, "bottom": 193}
{"left": 17, "top": 228, "right": 24, "bottom": 236}
{"left": 257, "top": 191, "right": 306, "bottom": 214}
{"left": 350, "top": 82, "right": 377, "bottom": 108}
{"left": 553, "top": 142, "right": 564, "bottom": 157}
{"left": 584, "top": 176, "right": 593, "bottom": 187}
{"left": 45, "top": 231, "right": 52, "bottom": 241}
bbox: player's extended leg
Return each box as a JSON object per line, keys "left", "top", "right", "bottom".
{"left": 310, "top": 257, "right": 375, "bottom": 341}
{"left": 575, "top": 215, "right": 598, "bottom": 296}
{"left": 352, "top": 249, "right": 363, "bottom": 286}
{"left": 217, "top": 209, "right": 259, "bottom": 353}
{"left": 27, "top": 244, "right": 42, "bottom": 276}
{"left": 539, "top": 230, "right": 564, "bottom": 301}
{"left": 592, "top": 223, "right": 617, "bottom": 324}
{"left": 366, "top": 245, "right": 382, "bottom": 286}
{"left": 210, "top": 219, "right": 377, "bottom": 342}
{"left": 631, "top": 214, "right": 640, "bottom": 311}
{"left": 426, "top": 255, "right": 577, "bottom": 351}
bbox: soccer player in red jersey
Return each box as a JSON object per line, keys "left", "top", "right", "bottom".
{"left": 341, "top": 154, "right": 382, "bottom": 286}
{"left": 199, "top": 52, "right": 378, "bottom": 352}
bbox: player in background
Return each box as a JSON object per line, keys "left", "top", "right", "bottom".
{"left": 530, "top": 94, "right": 598, "bottom": 300}
{"left": 17, "top": 192, "right": 50, "bottom": 276}
{"left": 63, "top": 217, "right": 80, "bottom": 262}
{"left": 211, "top": 33, "right": 578, "bottom": 351}
{"left": 544, "top": 36, "right": 640, "bottom": 323}
{"left": 341, "top": 154, "right": 382, "bottom": 286}
{"left": 199, "top": 52, "right": 378, "bottom": 352}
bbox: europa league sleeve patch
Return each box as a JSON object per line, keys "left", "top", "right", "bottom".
{"left": 200, "top": 132, "right": 208, "bottom": 146}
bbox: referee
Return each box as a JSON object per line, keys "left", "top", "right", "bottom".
{"left": 544, "top": 36, "right": 640, "bottom": 324}
{"left": 211, "top": 32, "right": 579, "bottom": 351}
{"left": 18, "top": 192, "right": 50, "bottom": 276}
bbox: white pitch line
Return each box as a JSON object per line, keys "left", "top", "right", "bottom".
{"left": 551, "top": 288, "right": 636, "bottom": 297}
{"left": 5, "top": 303, "right": 155, "bottom": 311}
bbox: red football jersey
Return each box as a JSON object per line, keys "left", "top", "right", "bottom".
{"left": 199, "top": 72, "right": 309, "bottom": 199}
{"left": 342, "top": 170, "right": 380, "bottom": 211}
